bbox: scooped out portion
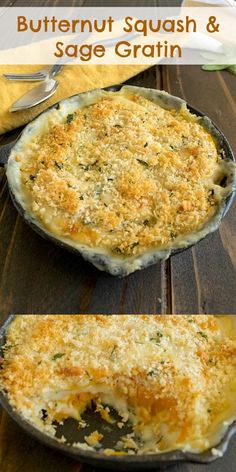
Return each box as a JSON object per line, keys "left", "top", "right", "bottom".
{"left": 1, "top": 315, "right": 236, "bottom": 455}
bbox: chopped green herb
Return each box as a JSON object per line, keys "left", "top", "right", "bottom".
{"left": 80, "top": 160, "right": 98, "bottom": 171}
{"left": 198, "top": 331, "right": 208, "bottom": 341}
{"left": 95, "top": 184, "right": 103, "bottom": 195}
{"left": 170, "top": 231, "right": 177, "bottom": 240}
{"left": 66, "top": 113, "right": 75, "bottom": 124}
{"left": 114, "top": 124, "right": 122, "bottom": 128}
{"left": 144, "top": 142, "right": 148, "bottom": 148}
{"left": 29, "top": 175, "right": 36, "bottom": 181}
{"left": 188, "top": 319, "right": 194, "bottom": 323}
{"left": 143, "top": 216, "right": 157, "bottom": 227}
{"left": 130, "top": 242, "right": 139, "bottom": 249}
{"left": 136, "top": 158, "right": 149, "bottom": 167}
{"left": 208, "top": 358, "right": 217, "bottom": 366}
{"left": 52, "top": 353, "right": 65, "bottom": 360}
{"left": 156, "top": 435, "right": 163, "bottom": 445}
{"left": 150, "top": 331, "right": 163, "bottom": 344}
{"left": 41, "top": 409, "right": 48, "bottom": 420}
{"left": 91, "top": 160, "right": 98, "bottom": 167}
{"left": 85, "top": 370, "right": 92, "bottom": 380}
{"left": 79, "top": 195, "right": 84, "bottom": 200}
{"left": 112, "top": 247, "right": 123, "bottom": 254}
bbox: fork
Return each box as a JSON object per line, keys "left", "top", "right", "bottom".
{"left": 3, "top": 65, "right": 63, "bottom": 82}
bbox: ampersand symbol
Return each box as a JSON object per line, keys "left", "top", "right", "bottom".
{"left": 206, "top": 16, "right": 220, "bottom": 33}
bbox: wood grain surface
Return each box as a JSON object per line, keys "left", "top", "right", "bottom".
{"left": 0, "top": 0, "right": 236, "bottom": 470}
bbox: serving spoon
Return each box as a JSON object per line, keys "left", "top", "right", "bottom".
{"left": 10, "top": 64, "right": 63, "bottom": 112}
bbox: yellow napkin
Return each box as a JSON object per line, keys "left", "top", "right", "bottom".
{"left": 0, "top": 64, "right": 148, "bottom": 135}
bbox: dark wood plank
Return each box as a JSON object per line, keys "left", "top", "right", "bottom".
{"left": 162, "top": 65, "right": 236, "bottom": 313}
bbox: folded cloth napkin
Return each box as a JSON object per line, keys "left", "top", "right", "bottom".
{"left": 0, "top": 64, "right": 147, "bottom": 135}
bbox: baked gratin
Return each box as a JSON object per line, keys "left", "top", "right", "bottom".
{"left": 6, "top": 86, "right": 236, "bottom": 275}
{"left": 0, "top": 315, "right": 236, "bottom": 456}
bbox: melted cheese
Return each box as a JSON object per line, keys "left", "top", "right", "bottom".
{"left": 1, "top": 315, "right": 236, "bottom": 455}
{"left": 15, "top": 89, "right": 232, "bottom": 258}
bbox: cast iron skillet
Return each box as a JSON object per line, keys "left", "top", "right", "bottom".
{"left": 0, "top": 85, "right": 235, "bottom": 273}
{"left": 0, "top": 314, "right": 236, "bottom": 470}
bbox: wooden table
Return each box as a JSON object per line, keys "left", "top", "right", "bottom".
{"left": 0, "top": 0, "right": 236, "bottom": 470}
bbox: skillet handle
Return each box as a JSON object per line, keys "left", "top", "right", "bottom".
{"left": 0, "top": 140, "right": 16, "bottom": 167}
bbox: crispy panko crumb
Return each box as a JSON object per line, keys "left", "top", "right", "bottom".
{"left": 0, "top": 315, "right": 236, "bottom": 454}
{"left": 18, "top": 90, "right": 230, "bottom": 256}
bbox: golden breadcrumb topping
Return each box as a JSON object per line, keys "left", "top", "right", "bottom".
{"left": 18, "top": 91, "right": 228, "bottom": 256}
{"left": 1, "top": 315, "right": 236, "bottom": 454}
